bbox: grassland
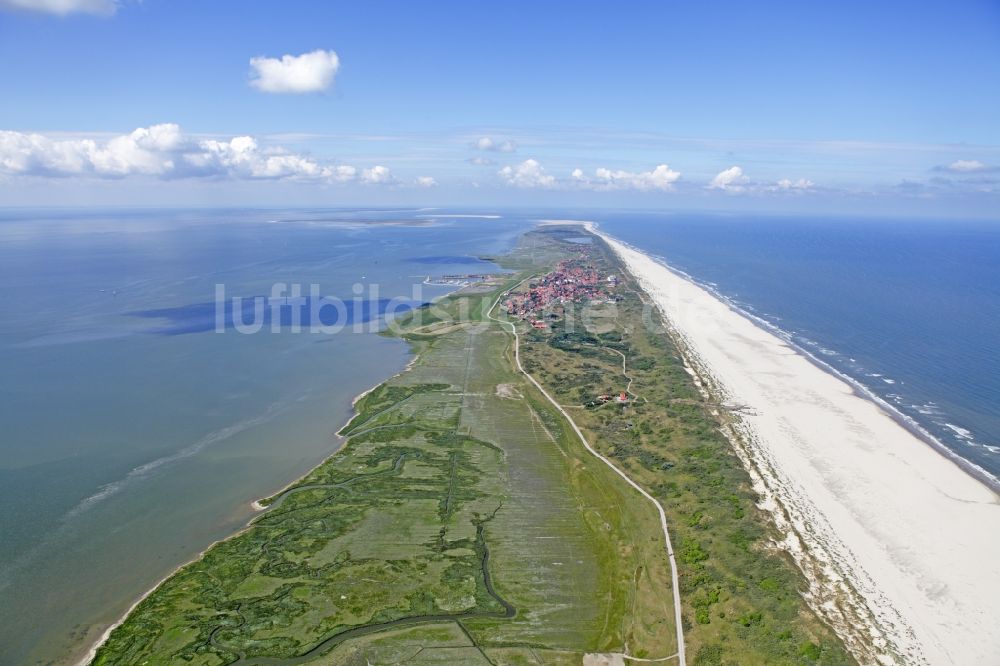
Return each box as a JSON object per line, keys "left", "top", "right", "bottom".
{"left": 91, "top": 226, "right": 854, "bottom": 666}
{"left": 514, "top": 227, "right": 854, "bottom": 666}
{"left": 91, "top": 230, "right": 678, "bottom": 665}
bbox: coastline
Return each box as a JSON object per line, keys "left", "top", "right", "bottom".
{"left": 77, "top": 273, "right": 479, "bottom": 664}
{"left": 590, "top": 223, "right": 1000, "bottom": 665}
{"left": 78, "top": 348, "right": 419, "bottom": 666}
{"left": 632, "top": 243, "right": 1000, "bottom": 493}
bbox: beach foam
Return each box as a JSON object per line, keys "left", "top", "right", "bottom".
{"left": 594, "top": 225, "right": 1000, "bottom": 665}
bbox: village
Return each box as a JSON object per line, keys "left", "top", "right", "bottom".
{"left": 502, "top": 256, "right": 618, "bottom": 328}
{"left": 503, "top": 255, "right": 631, "bottom": 408}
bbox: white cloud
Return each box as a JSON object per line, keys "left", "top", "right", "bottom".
{"left": 415, "top": 176, "right": 437, "bottom": 187}
{"left": 0, "top": 0, "right": 116, "bottom": 15}
{"left": 194, "top": 135, "right": 341, "bottom": 179}
{"left": 468, "top": 156, "right": 496, "bottom": 166}
{"left": 502, "top": 162, "right": 681, "bottom": 191}
{"left": 498, "top": 159, "right": 555, "bottom": 188}
{"left": 475, "top": 136, "right": 517, "bottom": 153}
{"left": 249, "top": 49, "right": 340, "bottom": 94}
{"left": 946, "top": 159, "right": 989, "bottom": 173}
{"left": 707, "top": 167, "right": 817, "bottom": 194}
{"left": 0, "top": 124, "right": 389, "bottom": 185}
{"left": 709, "top": 166, "right": 749, "bottom": 191}
{"left": 574, "top": 164, "right": 681, "bottom": 191}
{"left": 773, "top": 177, "right": 815, "bottom": 190}
{"left": 1, "top": 124, "right": 182, "bottom": 177}
{"left": 361, "top": 165, "right": 393, "bottom": 184}
{"left": 331, "top": 165, "right": 357, "bottom": 182}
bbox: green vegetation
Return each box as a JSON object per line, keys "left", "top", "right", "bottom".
{"left": 92, "top": 229, "right": 677, "bottom": 665}
{"left": 92, "top": 226, "right": 852, "bottom": 665}
{"left": 518, "top": 227, "right": 854, "bottom": 665}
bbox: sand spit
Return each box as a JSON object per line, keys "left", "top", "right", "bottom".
{"left": 593, "top": 225, "right": 1000, "bottom": 665}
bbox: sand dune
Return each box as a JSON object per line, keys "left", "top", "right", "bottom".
{"left": 596, "top": 226, "right": 1000, "bottom": 666}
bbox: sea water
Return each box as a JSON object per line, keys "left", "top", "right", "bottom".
{"left": 0, "top": 208, "right": 528, "bottom": 664}
{"left": 4, "top": 207, "right": 997, "bottom": 663}
{"left": 596, "top": 212, "right": 1000, "bottom": 484}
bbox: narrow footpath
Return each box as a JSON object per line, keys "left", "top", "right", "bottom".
{"left": 487, "top": 283, "right": 687, "bottom": 666}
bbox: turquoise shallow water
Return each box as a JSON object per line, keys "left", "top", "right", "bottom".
{"left": 0, "top": 208, "right": 528, "bottom": 665}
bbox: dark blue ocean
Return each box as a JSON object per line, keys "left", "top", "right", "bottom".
{"left": 595, "top": 212, "right": 1000, "bottom": 483}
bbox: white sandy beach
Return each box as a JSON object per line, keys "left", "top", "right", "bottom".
{"left": 595, "top": 226, "right": 1000, "bottom": 665}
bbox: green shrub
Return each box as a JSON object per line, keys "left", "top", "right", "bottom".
{"left": 799, "top": 641, "right": 822, "bottom": 660}
{"left": 680, "top": 539, "right": 709, "bottom": 565}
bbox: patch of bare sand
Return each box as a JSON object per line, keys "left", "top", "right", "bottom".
{"left": 495, "top": 383, "right": 523, "bottom": 400}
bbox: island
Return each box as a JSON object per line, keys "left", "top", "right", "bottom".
{"left": 89, "top": 226, "right": 851, "bottom": 665}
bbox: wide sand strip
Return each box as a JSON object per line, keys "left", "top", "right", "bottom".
{"left": 595, "top": 226, "right": 1000, "bottom": 666}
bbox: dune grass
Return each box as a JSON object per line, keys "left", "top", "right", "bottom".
{"left": 516, "top": 226, "right": 854, "bottom": 666}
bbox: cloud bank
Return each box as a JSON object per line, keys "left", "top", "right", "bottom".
{"left": 772, "top": 177, "right": 815, "bottom": 191}
{"left": 939, "top": 159, "right": 997, "bottom": 173}
{"left": 475, "top": 136, "right": 517, "bottom": 153}
{"left": 0, "top": 0, "right": 116, "bottom": 15}
{"left": 500, "top": 160, "right": 684, "bottom": 191}
{"left": 360, "top": 165, "right": 393, "bottom": 184}
{"left": 498, "top": 159, "right": 554, "bottom": 188}
{"left": 708, "top": 166, "right": 817, "bottom": 194}
{"left": 249, "top": 50, "right": 341, "bottom": 94}
{"left": 0, "top": 124, "right": 394, "bottom": 184}
{"left": 709, "top": 165, "right": 749, "bottom": 191}
{"left": 573, "top": 164, "right": 681, "bottom": 191}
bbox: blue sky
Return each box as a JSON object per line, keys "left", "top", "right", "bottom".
{"left": 1, "top": 0, "right": 998, "bottom": 216}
